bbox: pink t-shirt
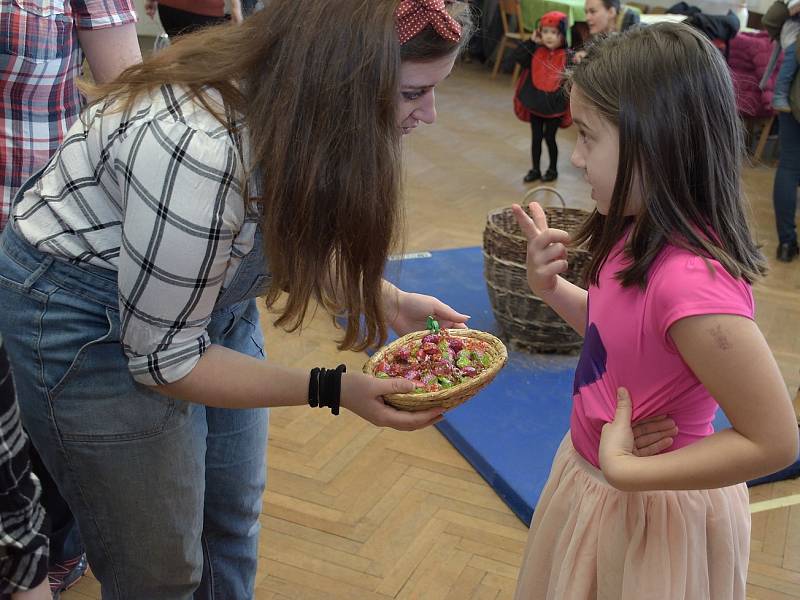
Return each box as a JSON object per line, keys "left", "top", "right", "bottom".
{"left": 570, "top": 236, "right": 755, "bottom": 468}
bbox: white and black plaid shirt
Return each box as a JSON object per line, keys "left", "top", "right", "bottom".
{"left": 13, "top": 85, "right": 259, "bottom": 386}
{"left": 0, "top": 335, "right": 49, "bottom": 594}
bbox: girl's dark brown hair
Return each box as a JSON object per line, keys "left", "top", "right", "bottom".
{"left": 82, "top": 0, "right": 472, "bottom": 351}
{"left": 569, "top": 22, "right": 766, "bottom": 287}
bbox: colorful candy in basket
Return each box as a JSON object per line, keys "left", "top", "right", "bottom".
{"left": 363, "top": 316, "right": 508, "bottom": 411}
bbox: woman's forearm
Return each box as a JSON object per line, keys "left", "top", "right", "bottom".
{"left": 153, "top": 343, "right": 445, "bottom": 432}
{"left": 157, "top": 345, "right": 309, "bottom": 409}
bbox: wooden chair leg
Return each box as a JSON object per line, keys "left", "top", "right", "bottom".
{"left": 491, "top": 38, "right": 507, "bottom": 79}
{"left": 511, "top": 63, "right": 521, "bottom": 88}
{"left": 754, "top": 114, "right": 776, "bottom": 163}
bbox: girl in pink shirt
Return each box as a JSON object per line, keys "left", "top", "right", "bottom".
{"left": 511, "top": 23, "right": 798, "bottom": 600}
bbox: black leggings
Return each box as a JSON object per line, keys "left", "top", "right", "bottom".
{"left": 157, "top": 4, "right": 228, "bottom": 39}
{"left": 531, "top": 116, "right": 560, "bottom": 172}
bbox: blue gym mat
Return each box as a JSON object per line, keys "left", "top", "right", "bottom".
{"left": 379, "top": 247, "right": 800, "bottom": 526}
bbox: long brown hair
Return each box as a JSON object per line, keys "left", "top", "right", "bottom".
{"left": 82, "top": 0, "right": 473, "bottom": 351}
{"left": 569, "top": 23, "right": 766, "bottom": 287}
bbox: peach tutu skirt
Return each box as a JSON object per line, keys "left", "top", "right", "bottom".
{"left": 514, "top": 435, "right": 750, "bottom": 600}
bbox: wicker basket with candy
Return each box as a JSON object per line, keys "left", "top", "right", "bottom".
{"left": 363, "top": 317, "right": 507, "bottom": 411}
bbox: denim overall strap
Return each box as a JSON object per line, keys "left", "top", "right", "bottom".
{"left": 213, "top": 221, "right": 271, "bottom": 309}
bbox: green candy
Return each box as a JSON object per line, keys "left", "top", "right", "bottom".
{"left": 437, "top": 376, "right": 453, "bottom": 388}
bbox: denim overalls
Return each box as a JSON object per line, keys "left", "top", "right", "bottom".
{"left": 0, "top": 168, "right": 271, "bottom": 600}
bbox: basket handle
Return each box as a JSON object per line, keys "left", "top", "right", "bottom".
{"left": 522, "top": 186, "right": 567, "bottom": 210}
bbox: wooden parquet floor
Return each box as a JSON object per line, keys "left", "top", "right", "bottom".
{"left": 64, "top": 62, "right": 800, "bottom": 599}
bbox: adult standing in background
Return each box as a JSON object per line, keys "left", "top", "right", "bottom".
{"left": 0, "top": 1, "right": 141, "bottom": 594}
{"left": 584, "top": 0, "right": 639, "bottom": 36}
{"left": 574, "top": 0, "right": 640, "bottom": 60}
{"left": 773, "top": 108, "right": 800, "bottom": 262}
{"left": 773, "top": 2, "right": 800, "bottom": 263}
{"left": 0, "top": 0, "right": 141, "bottom": 228}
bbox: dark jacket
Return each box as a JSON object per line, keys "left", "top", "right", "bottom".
{"left": 668, "top": 2, "right": 740, "bottom": 42}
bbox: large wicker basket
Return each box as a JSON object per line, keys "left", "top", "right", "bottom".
{"left": 363, "top": 329, "right": 507, "bottom": 411}
{"left": 483, "top": 186, "right": 591, "bottom": 354}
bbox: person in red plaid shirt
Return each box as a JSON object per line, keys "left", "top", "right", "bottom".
{"left": 1, "top": 1, "right": 141, "bottom": 595}
{"left": 0, "top": 0, "right": 142, "bottom": 231}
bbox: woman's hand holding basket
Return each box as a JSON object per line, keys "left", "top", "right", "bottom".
{"left": 340, "top": 372, "right": 445, "bottom": 430}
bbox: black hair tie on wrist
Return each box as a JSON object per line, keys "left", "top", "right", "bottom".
{"left": 329, "top": 364, "right": 346, "bottom": 416}
{"left": 308, "top": 364, "right": 346, "bottom": 415}
{"left": 308, "top": 367, "right": 321, "bottom": 408}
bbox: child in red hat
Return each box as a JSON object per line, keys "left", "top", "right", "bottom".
{"left": 512, "top": 11, "right": 572, "bottom": 183}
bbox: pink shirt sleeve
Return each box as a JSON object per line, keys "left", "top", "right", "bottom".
{"left": 649, "top": 251, "right": 755, "bottom": 351}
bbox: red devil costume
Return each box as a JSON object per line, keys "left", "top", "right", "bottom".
{"left": 512, "top": 11, "right": 572, "bottom": 182}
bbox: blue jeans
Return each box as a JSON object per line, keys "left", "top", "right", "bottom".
{"left": 0, "top": 225, "right": 268, "bottom": 600}
{"left": 774, "top": 113, "right": 800, "bottom": 245}
{"left": 28, "top": 444, "right": 85, "bottom": 564}
{"left": 775, "top": 41, "right": 798, "bottom": 102}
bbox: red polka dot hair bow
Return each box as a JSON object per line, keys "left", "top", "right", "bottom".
{"left": 395, "top": 0, "right": 462, "bottom": 45}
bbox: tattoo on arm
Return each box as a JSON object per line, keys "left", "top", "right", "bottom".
{"left": 708, "top": 324, "right": 732, "bottom": 350}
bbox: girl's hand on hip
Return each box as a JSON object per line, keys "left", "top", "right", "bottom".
{"left": 340, "top": 372, "right": 445, "bottom": 431}
{"left": 599, "top": 387, "right": 639, "bottom": 489}
{"left": 511, "top": 202, "right": 571, "bottom": 298}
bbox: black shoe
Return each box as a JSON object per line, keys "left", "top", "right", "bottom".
{"left": 541, "top": 169, "right": 558, "bottom": 182}
{"left": 777, "top": 241, "right": 800, "bottom": 262}
{"left": 523, "top": 169, "right": 542, "bottom": 183}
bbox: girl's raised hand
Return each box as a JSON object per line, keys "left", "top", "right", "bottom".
{"left": 340, "top": 372, "right": 445, "bottom": 431}
{"left": 511, "top": 202, "right": 571, "bottom": 298}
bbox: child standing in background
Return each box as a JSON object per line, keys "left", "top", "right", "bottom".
{"left": 772, "top": 0, "right": 800, "bottom": 112}
{"left": 513, "top": 11, "right": 571, "bottom": 183}
{"left": 512, "top": 23, "right": 798, "bottom": 599}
